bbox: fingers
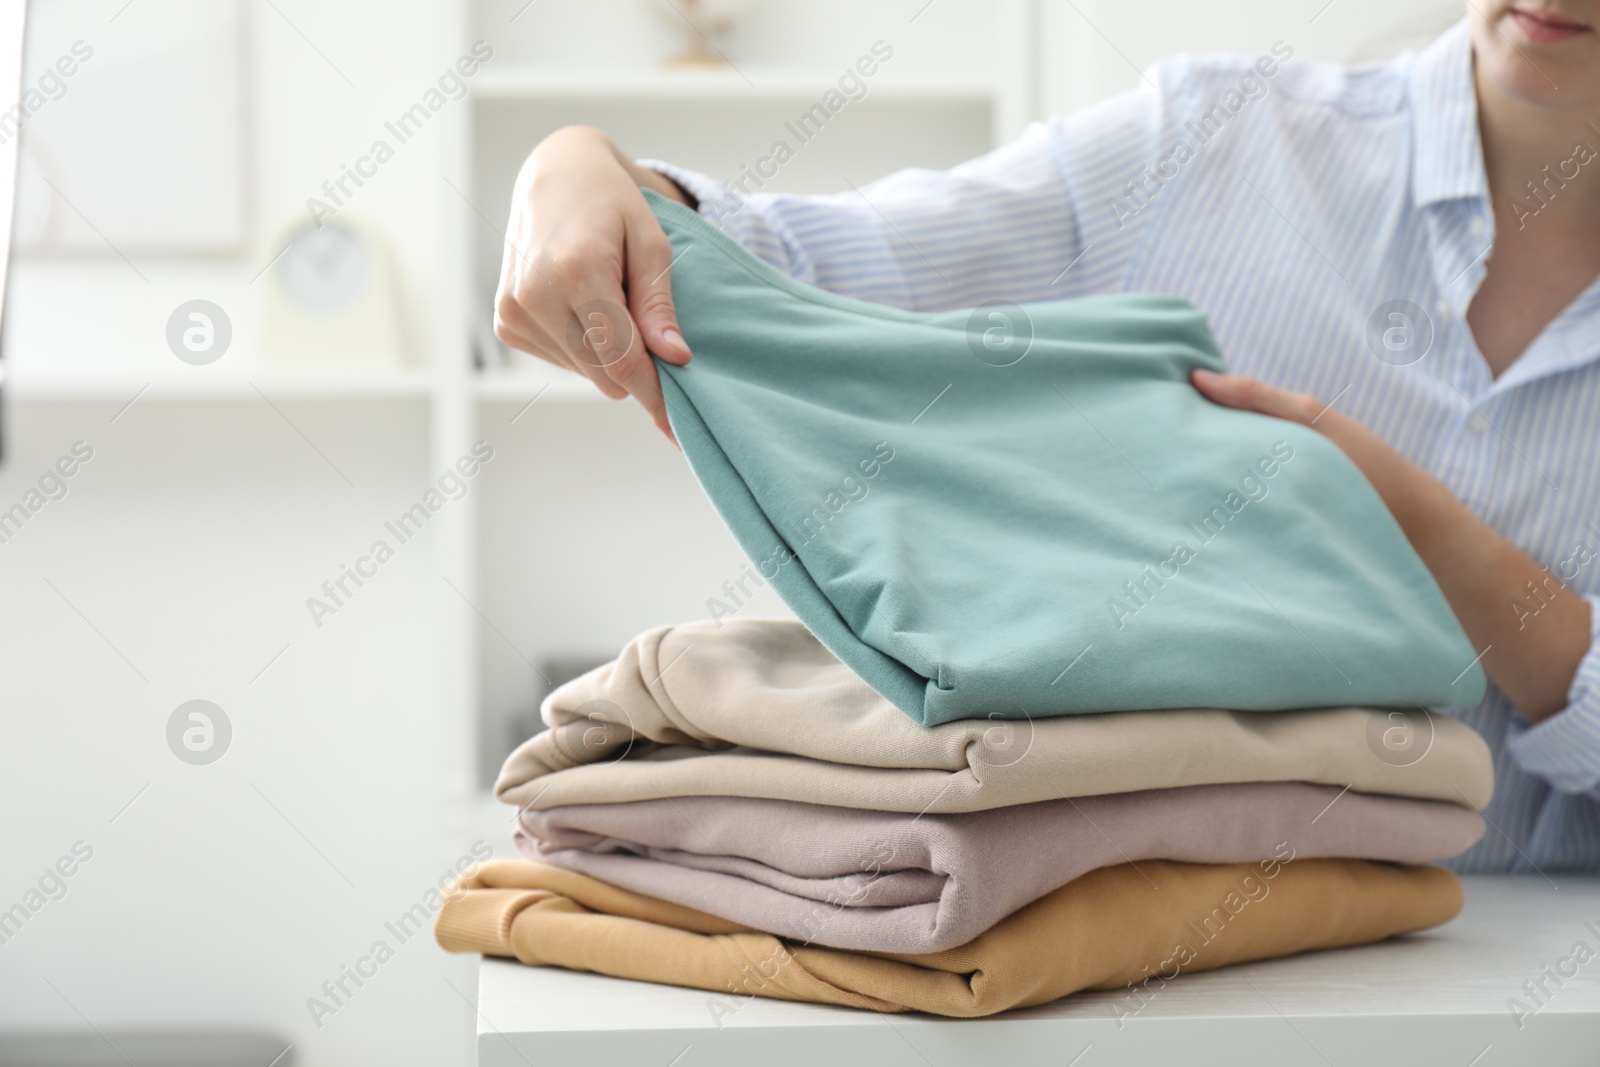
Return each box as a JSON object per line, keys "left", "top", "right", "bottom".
{"left": 490, "top": 132, "right": 687, "bottom": 443}
{"left": 495, "top": 277, "right": 629, "bottom": 400}
{"left": 561, "top": 270, "right": 678, "bottom": 444}
{"left": 1190, "top": 369, "right": 1321, "bottom": 424}
{"left": 595, "top": 334, "right": 677, "bottom": 443}
{"left": 623, "top": 209, "right": 692, "bottom": 366}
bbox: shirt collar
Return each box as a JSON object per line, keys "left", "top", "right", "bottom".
{"left": 1409, "top": 20, "right": 1488, "bottom": 209}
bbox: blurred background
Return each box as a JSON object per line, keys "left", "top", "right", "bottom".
{"left": 0, "top": 0, "right": 1460, "bottom": 1063}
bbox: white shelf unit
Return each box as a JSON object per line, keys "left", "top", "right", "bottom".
{"left": 7, "top": 369, "right": 437, "bottom": 401}
{"left": 473, "top": 370, "right": 601, "bottom": 403}
{"left": 458, "top": 0, "right": 1043, "bottom": 791}
{"left": 455, "top": 0, "right": 1043, "bottom": 790}
{"left": 474, "top": 65, "right": 1002, "bottom": 101}
{"left": 0, "top": 1, "right": 1046, "bottom": 820}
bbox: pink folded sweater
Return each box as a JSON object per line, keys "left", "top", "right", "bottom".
{"left": 515, "top": 780, "right": 1484, "bottom": 953}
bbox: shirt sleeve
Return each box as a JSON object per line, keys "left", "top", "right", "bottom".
{"left": 1504, "top": 594, "right": 1600, "bottom": 795}
{"left": 638, "top": 68, "right": 1186, "bottom": 313}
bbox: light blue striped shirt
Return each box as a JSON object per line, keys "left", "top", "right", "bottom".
{"left": 644, "top": 20, "right": 1600, "bottom": 873}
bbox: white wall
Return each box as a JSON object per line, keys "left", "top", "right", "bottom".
{"left": 1043, "top": 0, "right": 1462, "bottom": 116}
{"left": 0, "top": 396, "right": 484, "bottom": 1065}
{"left": 1, "top": 2, "right": 484, "bottom": 1065}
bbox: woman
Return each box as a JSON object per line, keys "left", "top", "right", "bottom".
{"left": 493, "top": 4, "right": 1600, "bottom": 871}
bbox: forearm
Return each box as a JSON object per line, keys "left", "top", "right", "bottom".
{"left": 633, "top": 87, "right": 1169, "bottom": 311}
{"left": 616, "top": 148, "right": 695, "bottom": 208}
{"left": 1322, "top": 411, "right": 1591, "bottom": 722}
{"left": 535, "top": 126, "right": 694, "bottom": 208}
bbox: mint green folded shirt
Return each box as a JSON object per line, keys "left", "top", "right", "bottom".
{"left": 646, "top": 190, "right": 1485, "bottom": 726}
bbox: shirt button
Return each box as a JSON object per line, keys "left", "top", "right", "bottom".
{"left": 1467, "top": 412, "right": 1491, "bottom": 434}
{"left": 1469, "top": 215, "right": 1487, "bottom": 237}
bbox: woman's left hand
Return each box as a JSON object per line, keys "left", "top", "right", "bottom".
{"left": 1190, "top": 367, "right": 1591, "bottom": 724}
{"left": 1190, "top": 369, "right": 1420, "bottom": 517}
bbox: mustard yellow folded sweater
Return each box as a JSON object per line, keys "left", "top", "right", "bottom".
{"left": 436, "top": 858, "right": 1461, "bottom": 1017}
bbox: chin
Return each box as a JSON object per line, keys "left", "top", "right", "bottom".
{"left": 1470, "top": 3, "right": 1600, "bottom": 109}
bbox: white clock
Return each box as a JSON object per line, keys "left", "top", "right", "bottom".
{"left": 262, "top": 217, "right": 408, "bottom": 368}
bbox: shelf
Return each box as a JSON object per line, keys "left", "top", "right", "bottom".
{"left": 5, "top": 368, "right": 437, "bottom": 401}
{"left": 474, "top": 372, "right": 606, "bottom": 403}
{"left": 474, "top": 65, "right": 998, "bottom": 102}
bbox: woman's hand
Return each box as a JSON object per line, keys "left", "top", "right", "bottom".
{"left": 1191, "top": 368, "right": 1592, "bottom": 724}
{"left": 494, "top": 126, "right": 695, "bottom": 441}
{"left": 1189, "top": 370, "right": 1426, "bottom": 519}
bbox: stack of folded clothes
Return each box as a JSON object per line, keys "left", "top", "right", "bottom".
{"left": 436, "top": 192, "right": 1494, "bottom": 1015}
{"left": 438, "top": 623, "right": 1492, "bottom": 1016}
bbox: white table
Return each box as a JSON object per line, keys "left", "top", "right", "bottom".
{"left": 473, "top": 875, "right": 1600, "bottom": 1066}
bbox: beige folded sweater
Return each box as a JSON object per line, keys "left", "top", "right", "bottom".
{"left": 436, "top": 858, "right": 1463, "bottom": 1017}
{"left": 496, "top": 619, "right": 1494, "bottom": 813}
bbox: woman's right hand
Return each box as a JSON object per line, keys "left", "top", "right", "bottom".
{"left": 493, "top": 126, "right": 695, "bottom": 441}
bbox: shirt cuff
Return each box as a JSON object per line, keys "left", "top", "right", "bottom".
{"left": 634, "top": 158, "right": 822, "bottom": 288}
{"left": 637, "top": 159, "right": 736, "bottom": 223}
{"left": 1506, "top": 593, "right": 1600, "bottom": 794}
